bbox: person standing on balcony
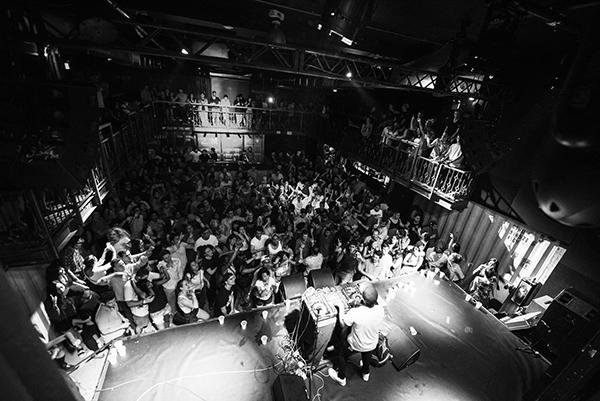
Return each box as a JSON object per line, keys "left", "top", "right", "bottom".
{"left": 234, "top": 94, "right": 246, "bottom": 127}
{"left": 246, "top": 97, "right": 254, "bottom": 128}
{"left": 220, "top": 94, "right": 231, "bottom": 127}
{"left": 209, "top": 91, "right": 220, "bottom": 126}
{"left": 440, "top": 135, "right": 464, "bottom": 167}
{"left": 198, "top": 92, "right": 209, "bottom": 126}
{"left": 443, "top": 110, "right": 463, "bottom": 144}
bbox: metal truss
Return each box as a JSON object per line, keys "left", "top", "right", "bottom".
{"left": 46, "top": 16, "right": 503, "bottom": 99}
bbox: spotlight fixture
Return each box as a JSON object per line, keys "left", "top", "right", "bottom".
{"left": 64, "top": 61, "right": 70, "bottom": 70}
{"left": 345, "top": 71, "right": 352, "bottom": 78}
{"left": 266, "top": 9, "right": 286, "bottom": 44}
{"left": 267, "top": 96, "right": 274, "bottom": 104}
{"left": 181, "top": 48, "right": 189, "bottom": 55}
{"left": 320, "top": 0, "right": 374, "bottom": 47}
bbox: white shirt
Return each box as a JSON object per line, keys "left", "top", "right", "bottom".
{"left": 254, "top": 276, "right": 276, "bottom": 300}
{"left": 303, "top": 253, "right": 324, "bottom": 274}
{"left": 195, "top": 235, "right": 219, "bottom": 250}
{"left": 123, "top": 281, "right": 148, "bottom": 317}
{"left": 250, "top": 235, "right": 269, "bottom": 255}
{"left": 343, "top": 304, "right": 385, "bottom": 352}
{"left": 158, "top": 258, "right": 183, "bottom": 290}
{"left": 446, "top": 143, "right": 463, "bottom": 165}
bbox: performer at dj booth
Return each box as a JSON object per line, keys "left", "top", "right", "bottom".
{"left": 327, "top": 283, "right": 385, "bottom": 386}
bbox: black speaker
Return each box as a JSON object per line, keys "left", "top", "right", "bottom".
{"left": 532, "top": 289, "right": 599, "bottom": 375}
{"left": 307, "top": 269, "right": 335, "bottom": 289}
{"left": 280, "top": 274, "right": 307, "bottom": 300}
{"left": 388, "top": 328, "right": 421, "bottom": 372}
{"left": 273, "top": 373, "right": 308, "bottom": 401}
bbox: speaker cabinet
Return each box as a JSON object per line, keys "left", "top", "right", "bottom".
{"left": 307, "top": 269, "right": 335, "bottom": 289}
{"left": 273, "top": 373, "right": 308, "bottom": 401}
{"left": 389, "top": 328, "right": 421, "bottom": 372}
{"left": 280, "top": 274, "right": 307, "bottom": 300}
{"left": 532, "top": 289, "right": 599, "bottom": 376}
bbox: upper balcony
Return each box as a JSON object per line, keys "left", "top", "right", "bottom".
{"left": 329, "top": 137, "right": 476, "bottom": 211}
{"left": 153, "top": 101, "right": 318, "bottom": 135}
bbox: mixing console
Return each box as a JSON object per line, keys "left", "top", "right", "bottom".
{"left": 302, "top": 282, "right": 364, "bottom": 321}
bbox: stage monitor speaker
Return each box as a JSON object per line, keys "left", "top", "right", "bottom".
{"left": 273, "top": 373, "right": 308, "bottom": 401}
{"left": 307, "top": 269, "right": 335, "bottom": 289}
{"left": 389, "top": 328, "right": 421, "bottom": 372}
{"left": 280, "top": 274, "right": 306, "bottom": 300}
{"left": 532, "top": 289, "right": 599, "bottom": 376}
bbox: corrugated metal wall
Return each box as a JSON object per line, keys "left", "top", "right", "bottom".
{"left": 413, "top": 199, "right": 560, "bottom": 287}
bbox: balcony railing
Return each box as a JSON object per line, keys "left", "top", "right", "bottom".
{"left": 153, "top": 101, "right": 318, "bottom": 133}
{"left": 331, "top": 137, "right": 476, "bottom": 206}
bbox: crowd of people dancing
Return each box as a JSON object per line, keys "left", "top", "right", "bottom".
{"left": 44, "top": 144, "right": 496, "bottom": 368}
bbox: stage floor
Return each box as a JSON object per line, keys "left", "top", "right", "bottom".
{"left": 96, "top": 273, "right": 547, "bottom": 401}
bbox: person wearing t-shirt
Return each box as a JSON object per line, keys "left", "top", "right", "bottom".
{"left": 328, "top": 284, "right": 385, "bottom": 385}
{"left": 194, "top": 228, "right": 219, "bottom": 251}
{"left": 250, "top": 229, "right": 269, "bottom": 258}
{"left": 251, "top": 268, "right": 277, "bottom": 307}
{"left": 214, "top": 272, "right": 236, "bottom": 316}
{"left": 335, "top": 244, "right": 359, "bottom": 285}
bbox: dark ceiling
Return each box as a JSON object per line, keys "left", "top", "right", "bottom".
{"left": 30, "top": 0, "right": 599, "bottom": 79}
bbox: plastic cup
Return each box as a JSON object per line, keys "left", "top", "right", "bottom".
{"left": 108, "top": 349, "right": 118, "bottom": 365}
{"left": 218, "top": 315, "right": 225, "bottom": 325}
{"left": 409, "top": 326, "right": 418, "bottom": 336}
{"left": 240, "top": 320, "right": 247, "bottom": 330}
{"left": 262, "top": 310, "right": 268, "bottom": 320}
{"left": 475, "top": 302, "right": 482, "bottom": 310}
{"left": 465, "top": 294, "right": 472, "bottom": 302}
{"left": 261, "top": 335, "right": 268, "bottom": 345}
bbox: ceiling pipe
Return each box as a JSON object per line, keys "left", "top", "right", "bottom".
{"left": 104, "top": 0, "right": 166, "bottom": 49}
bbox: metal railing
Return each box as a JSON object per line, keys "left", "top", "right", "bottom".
{"left": 332, "top": 136, "right": 476, "bottom": 203}
{"left": 153, "top": 101, "right": 318, "bottom": 133}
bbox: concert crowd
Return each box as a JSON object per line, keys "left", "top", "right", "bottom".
{"left": 45, "top": 145, "right": 496, "bottom": 368}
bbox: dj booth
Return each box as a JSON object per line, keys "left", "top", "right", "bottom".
{"left": 92, "top": 273, "right": 547, "bottom": 401}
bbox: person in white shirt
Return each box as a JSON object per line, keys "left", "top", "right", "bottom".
{"left": 301, "top": 246, "right": 323, "bottom": 276}
{"left": 250, "top": 229, "right": 269, "bottom": 258}
{"left": 442, "top": 135, "right": 463, "bottom": 167}
{"left": 251, "top": 268, "right": 277, "bottom": 307}
{"left": 194, "top": 228, "right": 219, "bottom": 251}
{"left": 329, "top": 284, "right": 385, "bottom": 385}
{"left": 157, "top": 250, "right": 183, "bottom": 314}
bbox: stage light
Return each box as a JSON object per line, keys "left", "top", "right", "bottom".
{"left": 330, "top": 12, "right": 335, "bottom": 16}
{"left": 317, "top": 23, "right": 322, "bottom": 30}
{"left": 332, "top": 88, "right": 338, "bottom": 92}
{"left": 223, "top": 25, "right": 234, "bottom": 30}
{"left": 489, "top": 74, "right": 494, "bottom": 79}
{"left": 64, "top": 61, "right": 70, "bottom": 70}
{"left": 181, "top": 48, "right": 189, "bottom": 55}
{"left": 107, "top": 57, "right": 112, "bottom": 61}
{"left": 345, "top": 71, "right": 352, "bottom": 78}
{"left": 341, "top": 36, "right": 353, "bottom": 46}
{"left": 267, "top": 96, "right": 274, "bottom": 104}
{"left": 468, "top": 97, "right": 475, "bottom": 101}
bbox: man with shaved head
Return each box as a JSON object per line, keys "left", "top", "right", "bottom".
{"left": 328, "top": 283, "right": 385, "bottom": 386}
